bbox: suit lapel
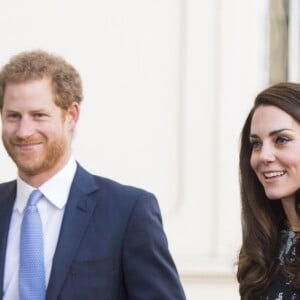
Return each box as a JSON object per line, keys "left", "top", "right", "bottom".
{"left": 46, "top": 165, "right": 99, "bottom": 300}
{"left": 0, "top": 182, "right": 16, "bottom": 299}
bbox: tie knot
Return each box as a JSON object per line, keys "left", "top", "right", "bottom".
{"left": 27, "top": 189, "right": 43, "bottom": 206}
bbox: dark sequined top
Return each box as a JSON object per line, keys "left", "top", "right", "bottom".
{"left": 259, "top": 230, "right": 300, "bottom": 300}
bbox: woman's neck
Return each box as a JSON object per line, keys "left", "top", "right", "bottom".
{"left": 281, "top": 197, "right": 300, "bottom": 231}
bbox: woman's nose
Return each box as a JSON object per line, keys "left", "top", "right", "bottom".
{"left": 259, "top": 145, "right": 275, "bottom": 164}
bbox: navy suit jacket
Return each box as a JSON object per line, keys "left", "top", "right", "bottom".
{"left": 0, "top": 164, "right": 186, "bottom": 299}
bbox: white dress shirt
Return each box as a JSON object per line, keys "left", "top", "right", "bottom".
{"left": 3, "top": 157, "right": 77, "bottom": 300}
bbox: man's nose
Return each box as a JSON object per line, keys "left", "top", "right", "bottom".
{"left": 16, "top": 118, "right": 35, "bottom": 138}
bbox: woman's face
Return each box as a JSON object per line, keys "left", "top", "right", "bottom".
{"left": 250, "top": 105, "right": 300, "bottom": 201}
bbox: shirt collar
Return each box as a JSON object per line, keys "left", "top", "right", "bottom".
{"left": 15, "top": 157, "right": 77, "bottom": 214}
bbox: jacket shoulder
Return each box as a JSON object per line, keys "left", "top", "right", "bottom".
{"left": 0, "top": 180, "right": 16, "bottom": 194}
{"left": 75, "top": 163, "right": 156, "bottom": 204}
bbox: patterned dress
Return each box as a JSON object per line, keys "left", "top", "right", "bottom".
{"left": 259, "top": 230, "right": 299, "bottom": 300}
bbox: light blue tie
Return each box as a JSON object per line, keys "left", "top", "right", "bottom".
{"left": 19, "top": 189, "right": 46, "bottom": 300}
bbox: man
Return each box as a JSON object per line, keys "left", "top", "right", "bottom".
{"left": 0, "top": 50, "right": 186, "bottom": 299}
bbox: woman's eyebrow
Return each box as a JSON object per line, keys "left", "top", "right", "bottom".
{"left": 250, "top": 128, "right": 294, "bottom": 138}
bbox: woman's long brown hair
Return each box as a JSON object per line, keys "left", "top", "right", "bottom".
{"left": 237, "top": 82, "right": 300, "bottom": 299}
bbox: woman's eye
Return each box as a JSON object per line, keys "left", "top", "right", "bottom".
{"left": 275, "top": 136, "right": 290, "bottom": 144}
{"left": 250, "top": 140, "right": 261, "bottom": 149}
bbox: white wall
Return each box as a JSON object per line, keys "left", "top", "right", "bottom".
{"left": 0, "top": 0, "right": 269, "bottom": 298}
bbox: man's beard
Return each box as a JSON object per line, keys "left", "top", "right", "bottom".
{"left": 2, "top": 135, "right": 67, "bottom": 177}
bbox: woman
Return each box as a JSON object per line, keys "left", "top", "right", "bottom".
{"left": 237, "top": 82, "right": 300, "bottom": 299}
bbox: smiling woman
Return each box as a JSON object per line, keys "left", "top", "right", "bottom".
{"left": 250, "top": 105, "right": 300, "bottom": 201}
{"left": 237, "top": 82, "right": 300, "bottom": 299}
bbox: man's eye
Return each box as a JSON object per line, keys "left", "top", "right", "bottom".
{"left": 34, "top": 113, "right": 47, "bottom": 118}
{"left": 6, "top": 113, "right": 20, "bottom": 120}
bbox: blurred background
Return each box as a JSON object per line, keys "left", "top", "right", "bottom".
{"left": 0, "top": 0, "right": 298, "bottom": 298}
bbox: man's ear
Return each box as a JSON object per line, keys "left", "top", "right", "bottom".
{"left": 66, "top": 102, "right": 80, "bottom": 129}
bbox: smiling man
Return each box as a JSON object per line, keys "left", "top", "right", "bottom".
{"left": 2, "top": 78, "right": 76, "bottom": 186}
{"left": 0, "top": 50, "right": 186, "bottom": 300}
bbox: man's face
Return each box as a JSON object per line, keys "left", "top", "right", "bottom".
{"left": 1, "top": 77, "right": 79, "bottom": 185}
